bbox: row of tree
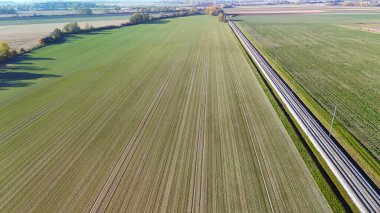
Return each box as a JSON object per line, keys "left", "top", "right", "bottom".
{"left": 1, "top": 7, "right": 202, "bottom": 64}
{"left": 39, "top": 22, "right": 86, "bottom": 45}
{"left": 130, "top": 8, "right": 200, "bottom": 25}
{"left": 74, "top": 8, "right": 92, "bottom": 15}
{"left": 30, "top": 2, "right": 96, "bottom": 11}
{"left": 132, "top": 6, "right": 182, "bottom": 13}
{"left": 129, "top": 13, "right": 154, "bottom": 24}
{"left": 39, "top": 9, "right": 201, "bottom": 46}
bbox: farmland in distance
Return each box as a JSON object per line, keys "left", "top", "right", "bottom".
{"left": 0, "top": 16, "right": 329, "bottom": 211}
{"left": 0, "top": 14, "right": 132, "bottom": 50}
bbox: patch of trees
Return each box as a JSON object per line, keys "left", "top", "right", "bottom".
{"left": 204, "top": 5, "right": 225, "bottom": 22}
{"left": 129, "top": 13, "right": 154, "bottom": 24}
{"left": 132, "top": 6, "right": 184, "bottom": 13}
{"left": 39, "top": 28, "right": 63, "bottom": 45}
{"left": 188, "top": 7, "right": 198, "bottom": 15}
{"left": 74, "top": 8, "right": 92, "bottom": 15}
{"left": 0, "top": 42, "right": 17, "bottom": 64}
{"left": 50, "top": 28, "right": 63, "bottom": 40}
{"left": 102, "top": 6, "right": 121, "bottom": 14}
{"left": 63, "top": 22, "right": 81, "bottom": 33}
{"left": 84, "top": 24, "right": 94, "bottom": 31}
{"left": 39, "top": 22, "right": 81, "bottom": 46}
{"left": 218, "top": 13, "right": 226, "bottom": 22}
{"left": 205, "top": 5, "right": 223, "bottom": 16}
{"left": 0, "top": 7, "right": 16, "bottom": 14}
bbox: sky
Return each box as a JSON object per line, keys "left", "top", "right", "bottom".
{"left": 0, "top": 0, "right": 158, "bottom": 3}
{"left": 0, "top": 0, "right": 166, "bottom": 1}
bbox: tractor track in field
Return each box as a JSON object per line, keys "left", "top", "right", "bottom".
{"left": 0, "top": 61, "right": 151, "bottom": 210}
{"left": 190, "top": 31, "right": 209, "bottom": 213}
{"left": 0, "top": 78, "right": 124, "bottom": 209}
{"left": 89, "top": 42, "right": 189, "bottom": 212}
{"left": 156, "top": 34, "right": 202, "bottom": 212}
{"left": 227, "top": 46, "right": 275, "bottom": 213}
{"left": 103, "top": 43, "right": 192, "bottom": 212}
{"left": 0, "top": 68, "right": 112, "bottom": 206}
{"left": 98, "top": 28, "right": 198, "bottom": 212}
{"left": 0, "top": 70, "right": 106, "bottom": 144}
{"left": 0, "top": 43, "right": 165, "bottom": 210}
{"left": 219, "top": 31, "right": 250, "bottom": 211}
{"left": 0, "top": 47, "right": 122, "bottom": 144}
{"left": 0, "top": 55, "right": 151, "bottom": 197}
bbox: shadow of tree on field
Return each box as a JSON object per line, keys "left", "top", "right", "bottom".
{"left": 48, "top": 33, "right": 107, "bottom": 46}
{"left": 84, "top": 31, "right": 112, "bottom": 35}
{"left": 145, "top": 19, "right": 171, "bottom": 25}
{"left": 0, "top": 55, "right": 60, "bottom": 90}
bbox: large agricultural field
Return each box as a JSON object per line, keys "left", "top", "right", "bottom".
{"left": 0, "top": 16, "right": 330, "bottom": 211}
{"left": 225, "top": 5, "right": 380, "bottom": 15}
{"left": 231, "top": 11, "right": 380, "bottom": 183}
{"left": 0, "top": 14, "right": 132, "bottom": 50}
{"left": 0, "top": 14, "right": 132, "bottom": 26}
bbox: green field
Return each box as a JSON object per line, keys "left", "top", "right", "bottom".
{"left": 233, "top": 14, "right": 380, "bottom": 183}
{"left": 0, "top": 14, "right": 131, "bottom": 26}
{"left": 0, "top": 16, "right": 330, "bottom": 211}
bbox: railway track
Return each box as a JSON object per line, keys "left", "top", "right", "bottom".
{"left": 227, "top": 17, "right": 380, "bottom": 212}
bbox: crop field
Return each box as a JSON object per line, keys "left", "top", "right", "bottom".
{"left": 232, "top": 13, "right": 380, "bottom": 183}
{"left": 0, "top": 9, "right": 123, "bottom": 18}
{"left": 0, "top": 20, "right": 130, "bottom": 51}
{"left": 0, "top": 14, "right": 132, "bottom": 50}
{"left": 225, "top": 5, "right": 380, "bottom": 15}
{"left": 0, "top": 16, "right": 329, "bottom": 211}
{"left": 0, "top": 14, "right": 131, "bottom": 26}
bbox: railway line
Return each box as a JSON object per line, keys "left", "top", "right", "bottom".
{"left": 227, "top": 17, "right": 380, "bottom": 212}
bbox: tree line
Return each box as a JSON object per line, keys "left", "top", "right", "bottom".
{"left": 74, "top": 8, "right": 92, "bottom": 15}
{"left": 39, "top": 22, "right": 93, "bottom": 45}
{"left": 29, "top": 2, "right": 96, "bottom": 11}
{"left": 131, "top": 6, "right": 186, "bottom": 13}
{"left": 0, "top": 7, "right": 202, "bottom": 65}
{"left": 129, "top": 7, "right": 199, "bottom": 24}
